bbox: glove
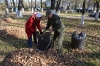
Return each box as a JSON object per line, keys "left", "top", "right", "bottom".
{"left": 40, "top": 31, "right": 43, "bottom": 35}
{"left": 35, "top": 31, "right": 39, "bottom": 35}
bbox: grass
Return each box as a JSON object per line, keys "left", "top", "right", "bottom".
{"left": 0, "top": 14, "right": 100, "bottom": 66}
{"left": 61, "top": 18, "right": 100, "bottom": 66}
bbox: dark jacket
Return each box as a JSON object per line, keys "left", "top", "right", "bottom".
{"left": 45, "top": 14, "right": 64, "bottom": 31}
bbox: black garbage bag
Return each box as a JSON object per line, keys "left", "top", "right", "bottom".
{"left": 71, "top": 31, "right": 86, "bottom": 50}
{"left": 37, "top": 32, "right": 52, "bottom": 50}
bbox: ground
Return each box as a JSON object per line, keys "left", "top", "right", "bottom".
{"left": 0, "top": 12, "right": 100, "bottom": 66}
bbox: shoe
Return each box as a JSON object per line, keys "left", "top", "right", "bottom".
{"left": 34, "top": 44, "right": 38, "bottom": 47}
{"left": 57, "top": 49, "right": 62, "bottom": 54}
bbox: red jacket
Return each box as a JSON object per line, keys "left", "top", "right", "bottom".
{"left": 25, "top": 16, "right": 42, "bottom": 39}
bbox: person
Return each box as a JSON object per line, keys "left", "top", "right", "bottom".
{"left": 25, "top": 12, "right": 43, "bottom": 48}
{"left": 43, "top": 10, "right": 65, "bottom": 53}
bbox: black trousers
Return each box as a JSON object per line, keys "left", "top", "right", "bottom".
{"left": 53, "top": 30, "right": 60, "bottom": 41}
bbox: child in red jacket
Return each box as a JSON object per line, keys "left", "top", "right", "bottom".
{"left": 25, "top": 12, "right": 43, "bottom": 48}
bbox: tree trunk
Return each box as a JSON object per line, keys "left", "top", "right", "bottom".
{"left": 31, "top": 0, "right": 32, "bottom": 9}
{"left": 41, "top": 0, "right": 42, "bottom": 8}
{"left": 22, "top": 0, "right": 24, "bottom": 13}
{"left": 34, "top": 0, "right": 36, "bottom": 11}
{"left": 28, "top": 0, "right": 30, "bottom": 9}
{"left": 51, "top": 0, "right": 55, "bottom": 13}
{"left": 18, "top": 0, "right": 24, "bottom": 11}
{"left": 12, "top": 0, "right": 15, "bottom": 7}
{"left": 12, "top": 0, "right": 16, "bottom": 12}
{"left": 74, "top": 0, "right": 77, "bottom": 10}
{"left": 95, "top": 2, "right": 99, "bottom": 21}
{"left": 41, "top": 0, "right": 43, "bottom": 12}
{"left": 16, "top": 0, "right": 18, "bottom": 7}
{"left": 55, "top": 0, "right": 61, "bottom": 14}
{"left": 10, "top": 0, "right": 13, "bottom": 12}
{"left": 66, "top": 3, "right": 71, "bottom": 10}
{"left": 5, "top": 0, "right": 9, "bottom": 17}
{"left": 51, "top": 0, "right": 55, "bottom": 9}
{"left": 17, "top": 0, "right": 24, "bottom": 18}
{"left": 93, "top": 2, "right": 96, "bottom": 11}
{"left": 5, "top": 0, "right": 8, "bottom": 8}
{"left": 31, "top": 0, "right": 34, "bottom": 13}
{"left": 81, "top": 0, "right": 85, "bottom": 27}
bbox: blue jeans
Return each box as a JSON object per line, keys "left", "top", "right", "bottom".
{"left": 28, "top": 32, "right": 37, "bottom": 48}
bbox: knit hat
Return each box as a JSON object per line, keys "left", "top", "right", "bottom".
{"left": 33, "top": 12, "right": 42, "bottom": 18}
{"left": 46, "top": 10, "right": 52, "bottom": 16}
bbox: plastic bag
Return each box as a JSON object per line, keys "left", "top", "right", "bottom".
{"left": 37, "top": 32, "right": 52, "bottom": 50}
{"left": 71, "top": 31, "right": 86, "bottom": 50}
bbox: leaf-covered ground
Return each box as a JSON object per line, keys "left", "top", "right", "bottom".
{"left": 0, "top": 15, "right": 100, "bottom": 66}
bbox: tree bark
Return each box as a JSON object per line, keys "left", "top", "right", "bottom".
{"left": 5, "top": 0, "right": 9, "bottom": 17}
{"left": 17, "top": 0, "right": 24, "bottom": 18}
{"left": 66, "top": 3, "right": 71, "bottom": 10}
{"left": 41, "top": 0, "right": 43, "bottom": 12}
{"left": 12, "top": 0, "right": 16, "bottom": 12}
{"left": 5, "top": 0, "right": 8, "bottom": 7}
{"left": 81, "top": 0, "right": 85, "bottom": 26}
{"left": 31, "top": 0, "right": 32, "bottom": 9}
{"left": 95, "top": 2, "right": 99, "bottom": 21}
{"left": 35, "top": 0, "right": 36, "bottom": 11}
{"left": 55, "top": 0, "right": 61, "bottom": 14}
{"left": 93, "top": 2, "right": 96, "bottom": 11}
{"left": 16, "top": 0, "right": 18, "bottom": 7}
{"left": 51, "top": 0, "right": 55, "bottom": 14}
{"left": 51, "top": 0, "right": 55, "bottom": 9}
{"left": 12, "top": 0, "right": 15, "bottom": 7}
{"left": 31, "top": 0, "right": 34, "bottom": 13}
{"left": 41, "top": 0, "right": 42, "bottom": 8}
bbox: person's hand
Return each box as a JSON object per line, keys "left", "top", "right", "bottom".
{"left": 43, "top": 30, "right": 46, "bottom": 35}
{"left": 40, "top": 31, "right": 43, "bottom": 35}
{"left": 50, "top": 29, "right": 53, "bottom": 33}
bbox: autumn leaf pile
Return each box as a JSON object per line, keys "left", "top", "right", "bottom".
{"left": 3, "top": 18, "right": 17, "bottom": 23}
{"left": 3, "top": 48, "right": 84, "bottom": 66}
{"left": 0, "top": 18, "right": 26, "bottom": 39}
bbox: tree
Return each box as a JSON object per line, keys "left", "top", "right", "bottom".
{"left": 12, "top": 0, "right": 16, "bottom": 12}
{"left": 5, "top": 0, "right": 9, "bottom": 17}
{"left": 15, "top": 0, "right": 18, "bottom": 7}
{"left": 41, "top": 0, "right": 42, "bottom": 8}
{"left": 66, "top": 2, "right": 71, "bottom": 10}
{"left": 31, "top": 0, "right": 34, "bottom": 13}
{"left": 41, "top": 0, "right": 43, "bottom": 12}
{"left": 17, "top": 0, "right": 24, "bottom": 18}
{"left": 51, "top": 0, "right": 55, "bottom": 13}
{"left": 28, "top": 0, "right": 30, "bottom": 8}
{"left": 81, "top": 0, "right": 86, "bottom": 27}
{"left": 5, "top": 0, "right": 8, "bottom": 8}
{"left": 64, "top": 0, "right": 82, "bottom": 10}
{"left": 95, "top": 1, "right": 99, "bottom": 21}
{"left": 93, "top": 2, "right": 96, "bottom": 11}
{"left": 12, "top": 0, "right": 15, "bottom": 7}
{"left": 51, "top": 0, "right": 55, "bottom": 9}
{"left": 55, "top": 0, "right": 61, "bottom": 14}
{"left": 91, "top": 0, "right": 100, "bottom": 21}
{"left": 35, "top": 0, "right": 36, "bottom": 11}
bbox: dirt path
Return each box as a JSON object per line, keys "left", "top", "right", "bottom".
{"left": 22, "top": 11, "right": 100, "bottom": 21}
{"left": 0, "top": 11, "right": 99, "bottom": 21}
